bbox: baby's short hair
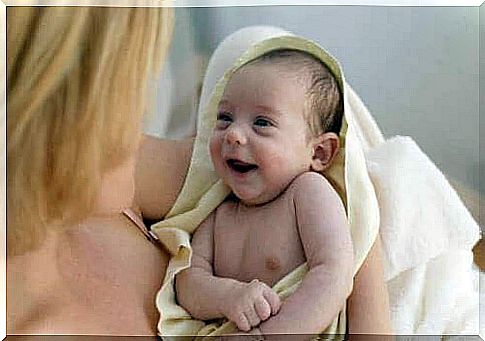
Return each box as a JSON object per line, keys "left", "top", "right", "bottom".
{"left": 248, "top": 49, "right": 343, "bottom": 135}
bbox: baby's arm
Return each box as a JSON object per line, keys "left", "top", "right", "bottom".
{"left": 175, "top": 212, "right": 234, "bottom": 319}
{"left": 258, "top": 172, "right": 354, "bottom": 338}
{"left": 175, "top": 211, "right": 281, "bottom": 329}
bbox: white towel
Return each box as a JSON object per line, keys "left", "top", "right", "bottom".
{"left": 365, "top": 136, "right": 480, "bottom": 335}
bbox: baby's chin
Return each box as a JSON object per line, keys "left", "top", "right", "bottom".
{"left": 231, "top": 187, "right": 282, "bottom": 207}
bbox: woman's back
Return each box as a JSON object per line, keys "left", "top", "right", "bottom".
{"left": 8, "top": 214, "right": 168, "bottom": 335}
{"left": 7, "top": 6, "right": 174, "bottom": 335}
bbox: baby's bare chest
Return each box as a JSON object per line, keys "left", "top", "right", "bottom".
{"left": 213, "top": 196, "right": 306, "bottom": 287}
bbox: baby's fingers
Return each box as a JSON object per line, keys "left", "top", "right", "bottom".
{"left": 254, "top": 297, "right": 271, "bottom": 321}
{"left": 233, "top": 311, "right": 251, "bottom": 332}
{"left": 263, "top": 287, "right": 281, "bottom": 315}
{"left": 244, "top": 306, "right": 261, "bottom": 328}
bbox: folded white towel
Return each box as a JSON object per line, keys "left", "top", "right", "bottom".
{"left": 365, "top": 136, "right": 480, "bottom": 335}
{"left": 366, "top": 136, "right": 479, "bottom": 280}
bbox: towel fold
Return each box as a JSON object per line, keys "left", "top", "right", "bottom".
{"left": 366, "top": 136, "right": 480, "bottom": 281}
{"left": 365, "top": 135, "right": 480, "bottom": 335}
{"left": 193, "top": 264, "right": 345, "bottom": 339}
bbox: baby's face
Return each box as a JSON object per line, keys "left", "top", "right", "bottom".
{"left": 209, "top": 63, "right": 314, "bottom": 206}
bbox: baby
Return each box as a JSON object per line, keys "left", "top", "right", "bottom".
{"left": 175, "top": 50, "right": 354, "bottom": 339}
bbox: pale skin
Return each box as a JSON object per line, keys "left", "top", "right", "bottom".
{"left": 175, "top": 62, "right": 358, "bottom": 339}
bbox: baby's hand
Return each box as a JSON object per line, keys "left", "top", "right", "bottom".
{"left": 220, "top": 279, "right": 281, "bottom": 332}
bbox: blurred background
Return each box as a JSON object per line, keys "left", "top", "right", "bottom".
{"left": 143, "top": 5, "right": 482, "bottom": 226}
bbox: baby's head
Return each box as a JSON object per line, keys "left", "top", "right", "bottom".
{"left": 255, "top": 49, "right": 343, "bottom": 136}
{"left": 210, "top": 49, "right": 343, "bottom": 206}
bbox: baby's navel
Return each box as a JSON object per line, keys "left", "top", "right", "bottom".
{"left": 265, "top": 256, "right": 281, "bottom": 271}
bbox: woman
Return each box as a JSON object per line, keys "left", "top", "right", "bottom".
{"left": 7, "top": 6, "right": 391, "bottom": 337}
{"left": 7, "top": 6, "right": 173, "bottom": 334}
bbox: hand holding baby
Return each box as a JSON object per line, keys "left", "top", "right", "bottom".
{"left": 219, "top": 279, "right": 281, "bottom": 332}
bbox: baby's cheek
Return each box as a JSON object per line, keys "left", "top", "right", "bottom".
{"left": 261, "top": 147, "right": 287, "bottom": 166}
{"left": 261, "top": 162, "right": 289, "bottom": 188}
{"left": 209, "top": 136, "right": 221, "bottom": 164}
{"left": 267, "top": 149, "right": 293, "bottom": 171}
{"left": 262, "top": 153, "right": 305, "bottom": 188}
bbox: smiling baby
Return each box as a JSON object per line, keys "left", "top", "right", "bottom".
{"left": 175, "top": 50, "right": 354, "bottom": 340}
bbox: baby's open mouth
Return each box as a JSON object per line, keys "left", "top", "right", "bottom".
{"left": 226, "top": 159, "right": 258, "bottom": 173}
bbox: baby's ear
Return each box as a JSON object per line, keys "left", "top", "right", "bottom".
{"left": 310, "top": 132, "right": 340, "bottom": 172}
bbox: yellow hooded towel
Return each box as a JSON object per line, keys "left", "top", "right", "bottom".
{"left": 151, "top": 26, "right": 380, "bottom": 339}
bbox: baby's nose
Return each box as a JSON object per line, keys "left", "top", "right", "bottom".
{"left": 225, "top": 126, "right": 247, "bottom": 146}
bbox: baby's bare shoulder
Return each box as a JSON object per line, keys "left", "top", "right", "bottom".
{"left": 292, "top": 171, "right": 327, "bottom": 184}
{"left": 290, "top": 172, "right": 334, "bottom": 194}
{"left": 288, "top": 172, "right": 344, "bottom": 213}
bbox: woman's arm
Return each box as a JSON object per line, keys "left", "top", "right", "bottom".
{"left": 134, "top": 135, "right": 194, "bottom": 220}
{"left": 347, "top": 235, "right": 393, "bottom": 338}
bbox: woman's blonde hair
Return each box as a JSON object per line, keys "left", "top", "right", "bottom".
{"left": 7, "top": 6, "right": 174, "bottom": 255}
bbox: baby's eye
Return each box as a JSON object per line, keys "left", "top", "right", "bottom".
{"left": 217, "top": 112, "right": 232, "bottom": 122}
{"left": 215, "top": 112, "right": 232, "bottom": 129}
{"left": 253, "top": 117, "right": 274, "bottom": 128}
